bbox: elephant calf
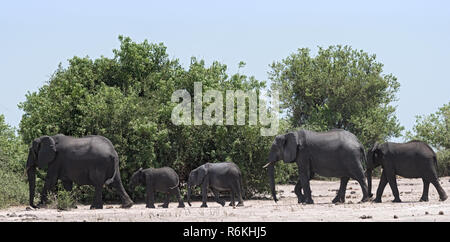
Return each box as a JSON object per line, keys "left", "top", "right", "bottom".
{"left": 129, "top": 167, "right": 185, "bottom": 208}
{"left": 367, "top": 141, "right": 448, "bottom": 203}
{"left": 187, "top": 162, "right": 244, "bottom": 208}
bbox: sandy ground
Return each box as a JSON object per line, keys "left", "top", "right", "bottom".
{"left": 1, "top": 177, "right": 449, "bottom": 222}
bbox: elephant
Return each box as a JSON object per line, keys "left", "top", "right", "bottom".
{"left": 129, "top": 167, "right": 185, "bottom": 208}
{"left": 366, "top": 141, "right": 448, "bottom": 203}
{"left": 263, "top": 129, "right": 370, "bottom": 204}
{"left": 25, "top": 134, "right": 133, "bottom": 209}
{"left": 186, "top": 162, "right": 244, "bottom": 208}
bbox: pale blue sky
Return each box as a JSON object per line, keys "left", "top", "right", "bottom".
{"left": 1, "top": 1, "right": 449, "bottom": 140}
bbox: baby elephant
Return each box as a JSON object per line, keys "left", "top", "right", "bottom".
{"left": 186, "top": 162, "right": 244, "bottom": 208}
{"left": 129, "top": 167, "right": 185, "bottom": 208}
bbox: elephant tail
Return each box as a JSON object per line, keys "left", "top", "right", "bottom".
{"left": 169, "top": 179, "right": 180, "bottom": 190}
{"left": 360, "top": 146, "right": 368, "bottom": 170}
{"left": 433, "top": 155, "right": 438, "bottom": 169}
{"left": 105, "top": 156, "right": 119, "bottom": 185}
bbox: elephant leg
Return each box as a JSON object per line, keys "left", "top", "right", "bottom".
{"left": 332, "top": 177, "right": 349, "bottom": 204}
{"left": 236, "top": 181, "right": 244, "bottom": 207}
{"left": 374, "top": 171, "right": 388, "bottom": 203}
{"left": 39, "top": 173, "right": 59, "bottom": 206}
{"left": 228, "top": 189, "right": 235, "bottom": 207}
{"left": 420, "top": 179, "right": 430, "bottom": 202}
{"left": 228, "top": 188, "right": 236, "bottom": 207}
{"left": 294, "top": 177, "right": 305, "bottom": 204}
{"left": 90, "top": 185, "right": 103, "bottom": 209}
{"left": 211, "top": 188, "right": 225, "bottom": 206}
{"left": 161, "top": 193, "right": 170, "bottom": 208}
{"left": 299, "top": 170, "right": 314, "bottom": 204}
{"left": 386, "top": 174, "right": 401, "bottom": 203}
{"left": 110, "top": 174, "right": 133, "bottom": 208}
{"left": 62, "top": 180, "right": 73, "bottom": 191}
{"left": 200, "top": 182, "right": 208, "bottom": 208}
{"left": 174, "top": 188, "right": 185, "bottom": 208}
{"left": 430, "top": 179, "right": 448, "bottom": 201}
{"left": 230, "top": 179, "right": 244, "bottom": 207}
{"left": 146, "top": 187, "right": 155, "bottom": 208}
{"left": 354, "top": 171, "right": 370, "bottom": 203}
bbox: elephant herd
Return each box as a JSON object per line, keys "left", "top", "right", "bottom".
{"left": 25, "top": 130, "right": 447, "bottom": 210}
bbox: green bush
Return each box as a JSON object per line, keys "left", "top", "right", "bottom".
{"left": 46, "top": 183, "right": 78, "bottom": 210}
{"left": 437, "top": 150, "right": 450, "bottom": 177}
{"left": 0, "top": 169, "right": 28, "bottom": 209}
{"left": 0, "top": 114, "right": 29, "bottom": 208}
{"left": 406, "top": 102, "right": 449, "bottom": 177}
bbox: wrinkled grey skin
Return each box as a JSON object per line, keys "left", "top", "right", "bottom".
{"left": 367, "top": 141, "right": 448, "bottom": 203}
{"left": 187, "top": 162, "right": 244, "bottom": 208}
{"left": 129, "top": 167, "right": 185, "bottom": 208}
{"left": 26, "top": 134, "right": 133, "bottom": 209}
{"left": 264, "top": 129, "right": 369, "bottom": 204}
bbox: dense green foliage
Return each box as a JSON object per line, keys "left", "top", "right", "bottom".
{"left": 406, "top": 102, "right": 450, "bottom": 176}
{"left": 18, "top": 36, "right": 278, "bottom": 201}
{"left": 269, "top": 46, "right": 403, "bottom": 148}
{"left": 0, "top": 115, "right": 28, "bottom": 208}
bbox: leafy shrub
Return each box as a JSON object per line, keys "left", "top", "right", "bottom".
{"left": 0, "top": 114, "right": 29, "bottom": 208}
{"left": 0, "top": 168, "right": 28, "bottom": 209}
{"left": 47, "top": 183, "right": 78, "bottom": 210}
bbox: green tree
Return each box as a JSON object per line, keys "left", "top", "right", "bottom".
{"left": 0, "top": 115, "right": 28, "bottom": 208}
{"left": 269, "top": 45, "right": 403, "bottom": 147}
{"left": 406, "top": 102, "right": 450, "bottom": 176}
{"left": 18, "top": 36, "right": 276, "bottom": 202}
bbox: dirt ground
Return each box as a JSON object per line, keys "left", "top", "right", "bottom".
{"left": 1, "top": 177, "right": 449, "bottom": 222}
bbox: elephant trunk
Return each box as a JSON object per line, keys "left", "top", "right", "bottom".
{"left": 263, "top": 159, "right": 278, "bottom": 203}
{"left": 26, "top": 150, "right": 37, "bottom": 208}
{"left": 366, "top": 169, "right": 373, "bottom": 198}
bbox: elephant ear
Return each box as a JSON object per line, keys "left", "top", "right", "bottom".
{"left": 37, "top": 136, "right": 57, "bottom": 169}
{"left": 196, "top": 164, "right": 209, "bottom": 184}
{"left": 283, "top": 132, "right": 299, "bottom": 163}
{"left": 372, "top": 143, "right": 385, "bottom": 161}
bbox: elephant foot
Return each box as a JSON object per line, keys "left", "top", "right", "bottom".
{"left": 160, "top": 204, "right": 169, "bottom": 208}
{"left": 228, "top": 202, "right": 234, "bottom": 207}
{"left": 360, "top": 196, "right": 370, "bottom": 203}
{"left": 392, "top": 198, "right": 402, "bottom": 203}
{"left": 373, "top": 198, "right": 382, "bottom": 203}
{"left": 121, "top": 202, "right": 133, "bottom": 208}
{"left": 332, "top": 196, "right": 345, "bottom": 204}
{"left": 200, "top": 203, "right": 208, "bottom": 208}
{"left": 90, "top": 204, "right": 103, "bottom": 209}
{"left": 216, "top": 200, "right": 224, "bottom": 206}
{"left": 439, "top": 194, "right": 448, "bottom": 201}
{"left": 236, "top": 202, "right": 244, "bottom": 207}
{"left": 303, "top": 198, "right": 314, "bottom": 205}
{"left": 37, "top": 202, "right": 48, "bottom": 209}
{"left": 419, "top": 197, "right": 429, "bottom": 202}
{"left": 178, "top": 203, "right": 185, "bottom": 208}
{"left": 146, "top": 204, "right": 155, "bottom": 208}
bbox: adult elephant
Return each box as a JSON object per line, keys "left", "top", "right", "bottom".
{"left": 26, "top": 134, "right": 134, "bottom": 209}
{"left": 186, "top": 162, "right": 244, "bottom": 208}
{"left": 366, "top": 141, "right": 448, "bottom": 203}
{"left": 263, "top": 129, "right": 370, "bottom": 204}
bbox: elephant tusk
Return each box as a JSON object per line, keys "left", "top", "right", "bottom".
{"left": 24, "top": 166, "right": 30, "bottom": 177}
{"left": 262, "top": 162, "right": 273, "bottom": 169}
